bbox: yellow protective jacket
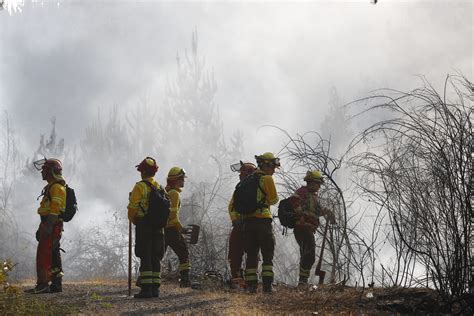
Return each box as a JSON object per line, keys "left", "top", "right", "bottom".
{"left": 165, "top": 186, "right": 183, "bottom": 230}
{"left": 128, "top": 177, "right": 161, "bottom": 225}
{"left": 37, "top": 181, "right": 66, "bottom": 216}
{"left": 244, "top": 170, "right": 279, "bottom": 220}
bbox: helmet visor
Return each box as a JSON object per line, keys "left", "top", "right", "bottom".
{"left": 230, "top": 162, "right": 241, "bottom": 172}
{"left": 273, "top": 158, "right": 281, "bottom": 167}
{"left": 33, "top": 158, "right": 47, "bottom": 171}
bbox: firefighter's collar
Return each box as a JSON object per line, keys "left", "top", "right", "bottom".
{"left": 167, "top": 186, "right": 182, "bottom": 193}
{"left": 141, "top": 177, "right": 158, "bottom": 186}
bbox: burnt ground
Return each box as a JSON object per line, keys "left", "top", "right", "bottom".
{"left": 2, "top": 280, "right": 473, "bottom": 315}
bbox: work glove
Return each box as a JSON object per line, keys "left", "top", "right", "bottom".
{"left": 43, "top": 214, "right": 58, "bottom": 236}
{"left": 35, "top": 228, "right": 40, "bottom": 242}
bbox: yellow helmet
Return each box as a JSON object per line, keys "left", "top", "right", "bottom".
{"left": 255, "top": 152, "right": 281, "bottom": 167}
{"left": 304, "top": 170, "right": 324, "bottom": 183}
{"left": 167, "top": 167, "right": 187, "bottom": 180}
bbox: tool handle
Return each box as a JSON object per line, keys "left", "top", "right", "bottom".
{"left": 315, "top": 219, "right": 330, "bottom": 271}
{"left": 128, "top": 220, "right": 132, "bottom": 296}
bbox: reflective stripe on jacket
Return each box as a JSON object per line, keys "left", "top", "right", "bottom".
{"left": 245, "top": 170, "right": 279, "bottom": 219}
{"left": 291, "top": 186, "right": 325, "bottom": 230}
{"left": 37, "top": 182, "right": 66, "bottom": 216}
{"left": 165, "top": 187, "right": 182, "bottom": 230}
{"left": 291, "top": 186, "right": 324, "bottom": 215}
{"left": 128, "top": 177, "right": 160, "bottom": 224}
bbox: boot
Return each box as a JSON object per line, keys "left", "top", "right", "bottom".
{"left": 25, "top": 283, "right": 50, "bottom": 294}
{"left": 263, "top": 281, "right": 273, "bottom": 294}
{"left": 179, "top": 270, "right": 191, "bottom": 288}
{"left": 134, "top": 284, "right": 152, "bottom": 299}
{"left": 298, "top": 275, "right": 310, "bottom": 288}
{"left": 151, "top": 284, "right": 160, "bottom": 298}
{"left": 231, "top": 277, "right": 245, "bottom": 290}
{"left": 50, "top": 277, "right": 62, "bottom": 293}
{"left": 247, "top": 283, "right": 257, "bottom": 294}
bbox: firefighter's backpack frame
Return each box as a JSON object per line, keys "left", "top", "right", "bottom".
{"left": 140, "top": 180, "right": 171, "bottom": 230}
{"left": 45, "top": 184, "right": 78, "bottom": 222}
{"left": 233, "top": 173, "right": 266, "bottom": 215}
{"left": 277, "top": 197, "right": 296, "bottom": 229}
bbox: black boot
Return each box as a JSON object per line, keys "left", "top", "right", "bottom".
{"left": 134, "top": 284, "right": 152, "bottom": 299}
{"left": 247, "top": 283, "right": 257, "bottom": 294}
{"left": 263, "top": 281, "right": 273, "bottom": 294}
{"left": 50, "top": 277, "right": 62, "bottom": 293}
{"left": 25, "top": 283, "right": 50, "bottom": 294}
{"left": 151, "top": 284, "right": 160, "bottom": 298}
{"left": 179, "top": 270, "right": 191, "bottom": 288}
{"left": 298, "top": 276, "right": 308, "bottom": 286}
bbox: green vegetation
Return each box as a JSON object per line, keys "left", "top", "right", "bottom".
{"left": 0, "top": 259, "right": 79, "bottom": 315}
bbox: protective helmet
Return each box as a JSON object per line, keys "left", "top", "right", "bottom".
{"left": 38, "top": 158, "right": 64, "bottom": 181}
{"left": 230, "top": 161, "right": 255, "bottom": 172}
{"left": 136, "top": 157, "right": 159, "bottom": 174}
{"left": 230, "top": 161, "right": 256, "bottom": 177}
{"left": 304, "top": 170, "right": 324, "bottom": 183}
{"left": 167, "top": 167, "right": 186, "bottom": 180}
{"left": 240, "top": 163, "right": 256, "bottom": 177}
{"left": 255, "top": 152, "right": 281, "bottom": 168}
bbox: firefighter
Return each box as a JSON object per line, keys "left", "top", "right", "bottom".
{"left": 228, "top": 161, "right": 257, "bottom": 288}
{"left": 26, "top": 159, "right": 66, "bottom": 294}
{"left": 128, "top": 157, "right": 165, "bottom": 298}
{"left": 164, "top": 167, "right": 191, "bottom": 287}
{"left": 289, "top": 170, "right": 335, "bottom": 285}
{"left": 243, "top": 152, "right": 280, "bottom": 293}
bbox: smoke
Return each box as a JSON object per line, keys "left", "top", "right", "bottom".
{"left": 0, "top": 1, "right": 471, "bottom": 281}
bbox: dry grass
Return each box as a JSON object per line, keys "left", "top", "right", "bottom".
{"left": 2, "top": 279, "right": 463, "bottom": 315}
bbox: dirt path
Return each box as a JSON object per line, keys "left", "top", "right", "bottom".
{"left": 8, "top": 280, "right": 460, "bottom": 315}
{"left": 17, "top": 280, "right": 268, "bottom": 315}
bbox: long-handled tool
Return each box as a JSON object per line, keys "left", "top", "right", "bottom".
{"left": 315, "top": 219, "right": 330, "bottom": 285}
{"left": 128, "top": 220, "right": 132, "bottom": 296}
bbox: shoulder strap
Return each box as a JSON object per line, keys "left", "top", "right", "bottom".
{"left": 140, "top": 180, "right": 157, "bottom": 192}
{"left": 37, "top": 185, "right": 49, "bottom": 201}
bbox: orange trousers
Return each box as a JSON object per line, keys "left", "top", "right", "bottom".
{"left": 36, "top": 219, "right": 63, "bottom": 284}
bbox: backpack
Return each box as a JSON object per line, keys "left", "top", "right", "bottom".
{"left": 140, "top": 181, "right": 171, "bottom": 230}
{"left": 278, "top": 198, "right": 296, "bottom": 229}
{"left": 60, "top": 185, "right": 77, "bottom": 222}
{"left": 46, "top": 184, "right": 78, "bottom": 222}
{"left": 233, "top": 173, "right": 266, "bottom": 215}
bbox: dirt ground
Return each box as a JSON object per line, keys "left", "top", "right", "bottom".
{"left": 3, "top": 279, "right": 471, "bottom": 315}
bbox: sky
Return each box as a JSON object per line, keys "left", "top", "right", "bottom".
{"left": 1, "top": 0, "right": 471, "bottom": 158}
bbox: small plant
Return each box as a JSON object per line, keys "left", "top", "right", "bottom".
{"left": 90, "top": 292, "right": 103, "bottom": 301}
{"left": 0, "top": 259, "right": 20, "bottom": 295}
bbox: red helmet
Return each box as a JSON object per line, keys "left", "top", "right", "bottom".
{"left": 240, "top": 162, "right": 256, "bottom": 177}
{"left": 43, "top": 159, "right": 63, "bottom": 175}
{"left": 136, "top": 157, "right": 159, "bottom": 174}
{"left": 231, "top": 161, "right": 256, "bottom": 178}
